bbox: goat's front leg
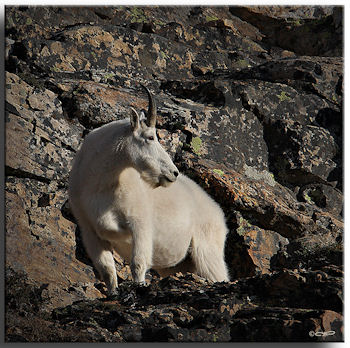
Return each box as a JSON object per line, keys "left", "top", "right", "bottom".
{"left": 130, "top": 224, "right": 153, "bottom": 285}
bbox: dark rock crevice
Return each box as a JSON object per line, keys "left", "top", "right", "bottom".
{"left": 160, "top": 80, "right": 225, "bottom": 107}
{"left": 5, "top": 166, "right": 51, "bottom": 184}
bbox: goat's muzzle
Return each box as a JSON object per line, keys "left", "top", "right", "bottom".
{"left": 159, "top": 169, "right": 179, "bottom": 187}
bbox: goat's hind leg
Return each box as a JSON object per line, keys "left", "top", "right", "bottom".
{"left": 79, "top": 222, "right": 118, "bottom": 294}
{"left": 191, "top": 225, "right": 229, "bottom": 283}
{"left": 191, "top": 242, "right": 229, "bottom": 282}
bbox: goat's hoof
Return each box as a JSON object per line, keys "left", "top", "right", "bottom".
{"left": 106, "top": 288, "right": 119, "bottom": 299}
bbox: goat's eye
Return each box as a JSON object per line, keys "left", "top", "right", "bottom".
{"left": 147, "top": 136, "right": 154, "bottom": 141}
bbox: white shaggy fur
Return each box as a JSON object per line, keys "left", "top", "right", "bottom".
{"left": 68, "top": 95, "right": 229, "bottom": 293}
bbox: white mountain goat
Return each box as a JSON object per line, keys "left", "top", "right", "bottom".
{"left": 68, "top": 85, "right": 229, "bottom": 293}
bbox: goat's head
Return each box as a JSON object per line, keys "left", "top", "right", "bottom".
{"left": 126, "top": 85, "right": 179, "bottom": 188}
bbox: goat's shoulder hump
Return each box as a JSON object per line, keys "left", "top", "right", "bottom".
{"left": 92, "top": 119, "right": 129, "bottom": 133}
{"left": 86, "top": 119, "right": 130, "bottom": 141}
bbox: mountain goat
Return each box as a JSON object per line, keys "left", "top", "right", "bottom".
{"left": 68, "top": 85, "right": 229, "bottom": 294}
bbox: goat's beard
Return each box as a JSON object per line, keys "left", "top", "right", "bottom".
{"left": 158, "top": 176, "right": 174, "bottom": 188}
{"left": 140, "top": 171, "right": 174, "bottom": 188}
{"left": 140, "top": 171, "right": 162, "bottom": 188}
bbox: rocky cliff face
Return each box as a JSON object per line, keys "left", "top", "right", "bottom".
{"left": 5, "top": 5, "right": 343, "bottom": 342}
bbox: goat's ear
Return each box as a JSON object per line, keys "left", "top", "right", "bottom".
{"left": 130, "top": 107, "right": 140, "bottom": 131}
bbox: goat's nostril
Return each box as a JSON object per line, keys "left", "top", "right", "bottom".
{"left": 174, "top": 171, "right": 179, "bottom": 177}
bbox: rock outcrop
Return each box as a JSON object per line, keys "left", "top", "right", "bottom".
{"left": 5, "top": 5, "right": 343, "bottom": 342}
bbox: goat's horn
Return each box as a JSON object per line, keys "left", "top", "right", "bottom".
{"left": 141, "top": 84, "right": 157, "bottom": 127}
